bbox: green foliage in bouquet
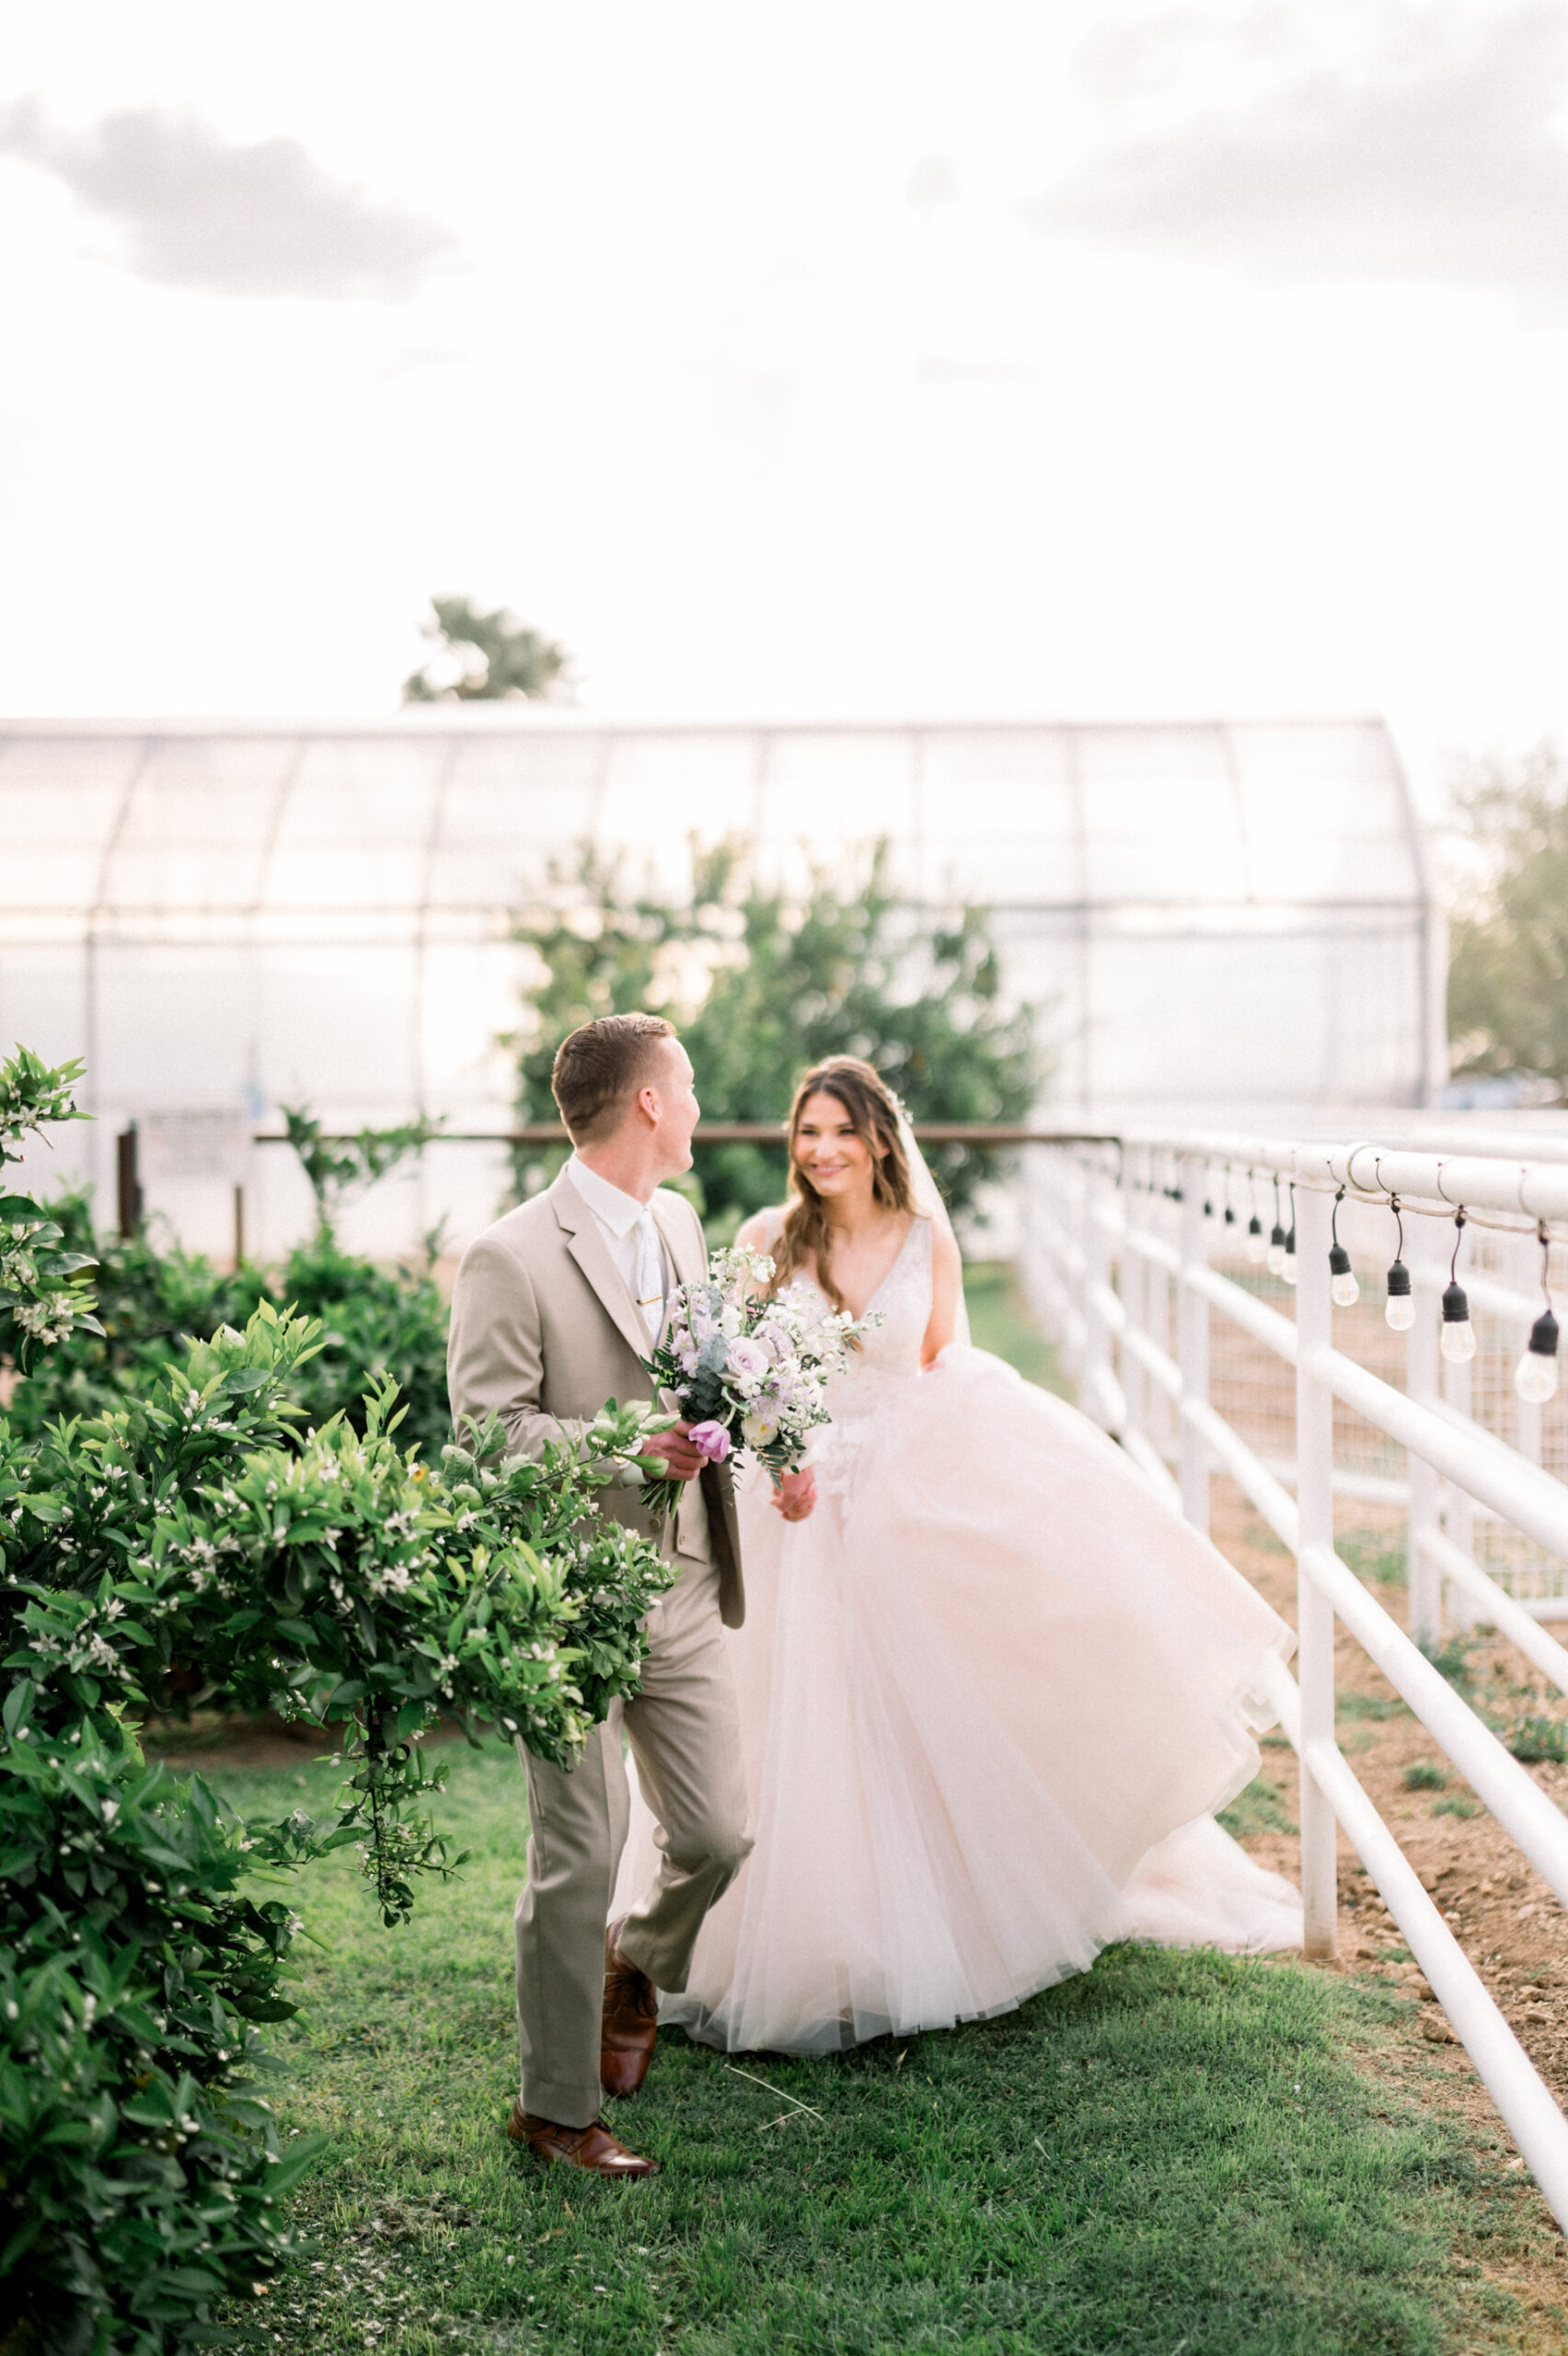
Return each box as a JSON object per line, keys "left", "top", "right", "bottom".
{"left": 510, "top": 840, "right": 1039, "bottom": 1235}
{"left": 0, "top": 1049, "right": 674, "bottom": 2356}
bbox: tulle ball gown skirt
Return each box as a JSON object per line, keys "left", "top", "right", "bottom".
{"left": 613, "top": 1343, "right": 1303, "bottom": 2055}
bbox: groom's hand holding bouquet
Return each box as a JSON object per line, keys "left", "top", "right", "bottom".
{"left": 633, "top": 1243, "right": 872, "bottom": 1527}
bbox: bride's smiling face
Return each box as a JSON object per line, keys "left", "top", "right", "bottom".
{"left": 793, "top": 1091, "right": 879, "bottom": 1207}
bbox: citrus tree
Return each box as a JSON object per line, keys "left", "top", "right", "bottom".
{"left": 0, "top": 1048, "right": 673, "bottom": 2356}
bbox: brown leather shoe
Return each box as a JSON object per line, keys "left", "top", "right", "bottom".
{"left": 601, "top": 1914, "right": 659, "bottom": 2097}
{"left": 506, "top": 2100, "right": 659, "bottom": 2177}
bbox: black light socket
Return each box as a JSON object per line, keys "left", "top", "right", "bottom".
{"left": 1386, "top": 1259, "right": 1412, "bottom": 1298}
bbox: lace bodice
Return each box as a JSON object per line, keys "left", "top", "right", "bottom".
{"left": 754, "top": 1211, "right": 933, "bottom": 1502}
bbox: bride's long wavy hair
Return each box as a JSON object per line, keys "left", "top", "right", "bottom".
{"left": 771, "top": 1057, "right": 918, "bottom": 1313}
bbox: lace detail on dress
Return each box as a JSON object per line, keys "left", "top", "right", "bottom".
{"left": 803, "top": 1218, "right": 933, "bottom": 1507}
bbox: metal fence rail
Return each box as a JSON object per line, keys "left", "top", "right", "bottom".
{"left": 1020, "top": 1126, "right": 1568, "bottom": 2231}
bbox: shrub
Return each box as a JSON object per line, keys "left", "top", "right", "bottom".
{"left": 1505, "top": 1712, "right": 1568, "bottom": 1764}
{"left": 1401, "top": 1761, "right": 1447, "bottom": 1792}
{"left": 0, "top": 1047, "right": 675, "bottom": 2355}
{"left": 5, "top": 1205, "right": 453, "bottom": 1464}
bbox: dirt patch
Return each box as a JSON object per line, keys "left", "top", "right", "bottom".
{"left": 140, "top": 1709, "right": 468, "bottom": 1770}
{"left": 1214, "top": 1480, "right": 1568, "bottom": 2325}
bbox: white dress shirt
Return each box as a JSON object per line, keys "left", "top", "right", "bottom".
{"left": 565, "top": 1153, "right": 667, "bottom": 1339}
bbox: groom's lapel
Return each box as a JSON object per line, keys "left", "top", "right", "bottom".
{"left": 548, "top": 1172, "right": 653, "bottom": 1368}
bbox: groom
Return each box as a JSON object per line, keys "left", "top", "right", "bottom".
{"left": 447, "top": 1013, "right": 750, "bottom": 2178}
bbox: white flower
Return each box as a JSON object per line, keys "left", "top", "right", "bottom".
{"left": 742, "top": 1411, "right": 778, "bottom": 1448}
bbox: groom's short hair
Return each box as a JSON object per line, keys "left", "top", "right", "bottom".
{"left": 551, "top": 1011, "right": 678, "bottom": 1143}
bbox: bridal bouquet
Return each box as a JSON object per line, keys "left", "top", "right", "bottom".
{"left": 634, "top": 1243, "right": 873, "bottom": 1524}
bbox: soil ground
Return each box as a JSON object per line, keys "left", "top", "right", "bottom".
{"left": 1208, "top": 1477, "right": 1568, "bottom": 2340}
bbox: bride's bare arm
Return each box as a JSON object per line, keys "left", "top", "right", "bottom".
{"left": 921, "top": 1224, "right": 964, "bottom": 1366}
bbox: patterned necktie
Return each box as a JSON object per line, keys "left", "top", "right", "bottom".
{"left": 633, "top": 1207, "right": 664, "bottom": 1338}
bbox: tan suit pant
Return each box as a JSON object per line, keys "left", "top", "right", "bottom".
{"left": 513, "top": 1549, "right": 751, "bottom": 2127}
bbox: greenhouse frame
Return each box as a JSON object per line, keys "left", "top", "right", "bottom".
{"left": 0, "top": 712, "right": 1441, "bottom": 1257}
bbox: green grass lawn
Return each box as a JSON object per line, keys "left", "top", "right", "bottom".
{"left": 963, "top": 1262, "right": 1071, "bottom": 1397}
{"left": 200, "top": 1743, "right": 1549, "bottom": 2356}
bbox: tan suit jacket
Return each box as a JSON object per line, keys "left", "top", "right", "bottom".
{"left": 446, "top": 1166, "right": 744, "bottom": 1628}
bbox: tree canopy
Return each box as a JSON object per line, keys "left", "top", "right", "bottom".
{"left": 509, "top": 842, "right": 1040, "bottom": 1234}
{"left": 402, "top": 595, "right": 571, "bottom": 702}
{"left": 1447, "top": 745, "right": 1568, "bottom": 1091}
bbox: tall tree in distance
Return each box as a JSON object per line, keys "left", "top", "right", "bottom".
{"left": 403, "top": 595, "right": 571, "bottom": 702}
{"left": 1447, "top": 744, "right": 1568, "bottom": 1094}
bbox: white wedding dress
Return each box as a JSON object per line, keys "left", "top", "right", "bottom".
{"left": 613, "top": 1213, "right": 1302, "bottom": 2054}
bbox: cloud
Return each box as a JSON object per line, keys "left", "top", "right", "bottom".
{"left": 0, "top": 98, "right": 457, "bottom": 299}
{"left": 1026, "top": 5, "right": 1568, "bottom": 304}
{"left": 905, "top": 154, "right": 962, "bottom": 216}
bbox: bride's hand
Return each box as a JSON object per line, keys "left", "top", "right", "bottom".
{"left": 772, "top": 1468, "right": 817, "bottom": 1523}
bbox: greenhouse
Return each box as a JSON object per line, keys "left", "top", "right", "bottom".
{"left": 0, "top": 711, "right": 1439, "bottom": 1257}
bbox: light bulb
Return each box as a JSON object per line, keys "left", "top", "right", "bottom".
{"left": 1440, "top": 1277, "right": 1474, "bottom": 1362}
{"left": 1246, "top": 1217, "right": 1266, "bottom": 1265}
{"left": 1385, "top": 1258, "right": 1413, "bottom": 1330}
{"left": 1441, "top": 1318, "right": 1477, "bottom": 1364}
{"left": 1330, "top": 1243, "right": 1359, "bottom": 1308}
{"left": 1266, "top": 1224, "right": 1287, "bottom": 1276}
{"left": 1281, "top": 1227, "right": 1297, "bottom": 1287}
{"left": 1516, "top": 1309, "right": 1560, "bottom": 1403}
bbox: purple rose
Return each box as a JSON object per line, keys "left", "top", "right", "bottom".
{"left": 687, "top": 1419, "right": 732, "bottom": 1463}
{"left": 725, "top": 1336, "right": 769, "bottom": 1380}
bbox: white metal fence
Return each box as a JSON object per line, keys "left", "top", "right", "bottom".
{"left": 1020, "top": 1126, "right": 1568, "bottom": 2230}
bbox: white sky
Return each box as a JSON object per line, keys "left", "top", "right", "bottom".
{"left": 4, "top": 0, "right": 1568, "bottom": 811}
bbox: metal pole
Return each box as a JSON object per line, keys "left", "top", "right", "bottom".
{"left": 1179, "top": 1156, "right": 1211, "bottom": 1535}
{"left": 1441, "top": 1218, "right": 1479, "bottom": 1634}
{"left": 1407, "top": 1216, "right": 1443, "bottom": 1649}
{"left": 1120, "top": 1152, "right": 1147, "bottom": 1454}
{"left": 1294, "top": 1182, "right": 1339, "bottom": 1960}
{"left": 115, "top": 1124, "right": 141, "bottom": 1239}
{"left": 232, "top": 1183, "right": 246, "bottom": 1269}
{"left": 1082, "top": 1154, "right": 1113, "bottom": 1430}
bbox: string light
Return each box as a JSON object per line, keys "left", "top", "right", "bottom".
{"left": 1384, "top": 1196, "right": 1414, "bottom": 1332}
{"left": 1266, "top": 1177, "right": 1287, "bottom": 1276}
{"left": 1246, "top": 1167, "right": 1266, "bottom": 1265}
{"left": 1282, "top": 1185, "right": 1298, "bottom": 1287}
{"left": 1516, "top": 1224, "right": 1560, "bottom": 1404}
{"left": 1440, "top": 1211, "right": 1476, "bottom": 1365}
{"left": 1329, "top": 1188, "right": 1359, "bottom": 1308}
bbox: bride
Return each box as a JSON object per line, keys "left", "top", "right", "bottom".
{"left": 613, "top": 1055, "right": 1302, "bottom": 2055}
